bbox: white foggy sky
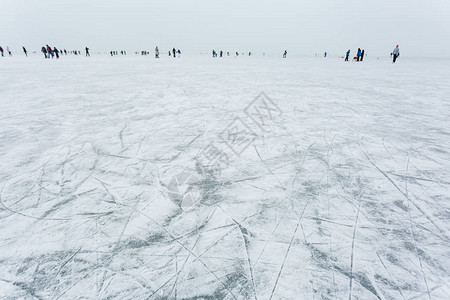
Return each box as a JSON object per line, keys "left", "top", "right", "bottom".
{"left": 1, "top": 0, "right": 449, "bottom": 56}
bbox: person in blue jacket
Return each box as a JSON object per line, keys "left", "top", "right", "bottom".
{"left": 345, "top": 50, "right": 350, "bottom": 61}
{"left": 357, "top": 48, "right": 362, "bottom": 61}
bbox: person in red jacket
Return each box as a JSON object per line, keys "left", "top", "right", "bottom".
{"left": 46, "top": 45, "right": 54, "bottom": 58}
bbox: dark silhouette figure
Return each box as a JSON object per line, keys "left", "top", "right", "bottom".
{"left": 23, "top": 46, "right": 28, "bottom": 57}
{"left": 86, "top": 47, "right": 90, "bottom": 57}
{"left": 360, "top": 49, "right": 365, "bottom": 61}
{"left": 283, "top": 50, "right": 287, "bottom": 58}
{"left": 357, "top": 48, "right": 361, "bottom": 61}
{"left": 0, "top": 46, "right": 4, "bottom": 57}
{"left": 172, "top": 48, "right": 176, "bottom": 58}
{"left": 53, "top": 47, "right": 59, "bottom": 59}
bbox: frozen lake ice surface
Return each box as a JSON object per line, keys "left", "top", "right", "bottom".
{"left": 0, "top": 55, "right": 449, "bottom": 299}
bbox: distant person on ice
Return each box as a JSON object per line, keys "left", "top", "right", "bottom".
{"left": 85, "top": 47, "right": 90, "bottom": 57}
{"left": 324, "top": 51, "right": 327, "bottom": 57}
{"left": 6, "top": 46, "right": 12, "bottom": 56}
{"left": 172, "top": 48, "right": 176, "bottom": 58}
{"left": 23, "top": 46, "right": 28, "bottom": 57}
{"left": 392, "top": 45, "right": 400, "bottom": 63}
{"left": 155, "top": 46, "right": 159, "bottom": 58}
{"left": 0, "top": 46, "right": 4, "bottom": 57}
{"left": 41, "top": 46, "right": 47, "bottom": 58}
{"left": 46, "top": 45, "right": 53, "bottom": 58}
{"left": 283, "top": 50, "right": 287, "bottom": 58}
{"left": 357, "top": 48, "right": 361, "bottom": 61}
{"left": 345, "top": 50, "right": 350, "bottom": 61}
{"left": 360, "top": 49, "right": 365, "bottom": 61}
{"left": 53, "top": 47, "right": 60, "bottom": 59}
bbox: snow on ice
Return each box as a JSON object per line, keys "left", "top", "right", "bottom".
{"left": 0, "top": 55, "right": 449, "bottom": 299}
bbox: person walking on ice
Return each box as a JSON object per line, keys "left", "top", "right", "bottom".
{"left": 0, "top": 46, "right": 4, "bottom": 57}
{"left": 53, "top": 47, "right": 60, "bottom": 59}
{"left": 392, "top": 45, "right": 400, "bottom": 63}
{"left": 283, "top": 50, "right": 287, "bottom": 58}
{"left": 46, "top": 45, "right": 53, "bottom": 58}
{"left": 41, "top": 46, "right": 47, "bottom": 58}
{"left": 155, "top": 46, "right": 159, "bottom": 58}
{"left": 85, "top": 47, "right": 90, "bottom": 57}
{"left": 23, "top": 46, "right": 28, "bottom": 57}
{"left": 345, "top": 50, "right": 350, "bottom": 61}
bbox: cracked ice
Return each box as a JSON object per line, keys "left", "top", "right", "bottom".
{"left": 0, "top": 56, "right": 449, "bottom": 299}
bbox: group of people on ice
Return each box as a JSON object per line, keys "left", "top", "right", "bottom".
{"left": 41, "top": 45, "right": 61, "bottom": 58}
{"left": 211, "top": 50, "right": 254, "bottom": 57}
{"left": 342, "top": 45, "right": 399, "bottom": 63}
{"left": 0, "top": 46, "right": 13, "bottom": 56}
{"left": 344, "top": 48, "right": 365, "bottom": 62}
{"left": 1, "top": 45, "right": 89, "bottom": 58}
{"left": 138, "top": 47, "right": 180, "bottom": 58}
{"left": 2, "top": 44, "right": 401, "bottom": 63}
{"left": 40, "top": 45, "right": 90, "bottom": 58}
{"left": 168, "top": 48, "right": 181, "bottom": 58}
{"left": 110, "top": 50, "right": 126, "bottom": 56}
